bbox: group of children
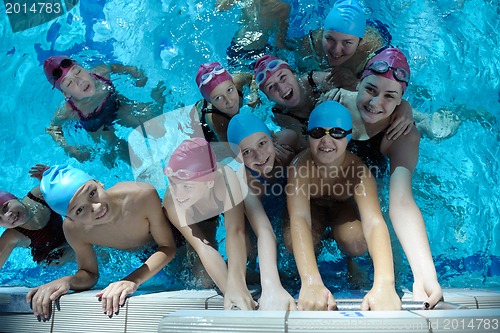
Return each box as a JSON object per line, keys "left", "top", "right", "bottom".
{"left": 0, "top": 0, "right": 447, "bottom": 321}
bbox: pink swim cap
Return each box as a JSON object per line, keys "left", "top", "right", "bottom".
{"left": 44, "top": 56, "right": 76, "bottom": 90}
{"left": 196, "top": 62, "right": 233, "bottom": 101}
{"left": 360, "top": 48, "right": 411, "bottom": 93}
{"left": 0, "top": 190, "right": 17, "bottom": 206}
{"left": 254, "top": 55, "right": 292, "bottom": 89}
{"left": 164, "top": 138, "right": 217, "bottom": 182}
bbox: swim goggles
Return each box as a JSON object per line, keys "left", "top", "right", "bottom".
{"left": 198, "top": 65, "right": 227, "bottom": 88}
{"left": 163, "top": 166, "right": 215, "bottom": 180}
{"left": 255, "top": 59, "right": 288, "bottom": 87}
{"left": 52, "top": 58, "right": 74, "bottom": 83}
{"left": 308, "top": 127, "right": 352, "bottom": 140}
{"left": 366, "top": 61, "right": 410, "bottom": 83}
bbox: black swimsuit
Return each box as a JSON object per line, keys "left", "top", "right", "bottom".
{"left": 198, "top": 90, "right": 243, "bottom": 142}
{"left": 271, "top": 71, "right": 322, "bottom": 135}
{"left": 347, "top": 131, "right": 389, "bottom": 177}
{"left": 14, "top": 192, "right": 66, "bottom": 264}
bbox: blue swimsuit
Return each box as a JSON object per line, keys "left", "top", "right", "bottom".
{"left": 67, "top": 73, "right": 120, "bottom": 132}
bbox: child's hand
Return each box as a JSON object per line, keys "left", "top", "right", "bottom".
{"left": 361, "top": 284, "right": 401, "bottom": 310}
{"left": 29, "top": 164, "right": 50, "bottom": 180}
{"left": 258, "top": 286, "right": 296, "bottom": 311}
{"left": 298, "top": 282, "right": 337, "bottom": 311}
{"left": 96, "top": 280, "right": 138, "bottom": 317}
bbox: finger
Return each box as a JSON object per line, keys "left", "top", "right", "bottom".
{"left": 41, "top": 292, "right": 52, "bottom": 320}
{"left": 425, "top": 290, "right": 444, "bottom": 309}
{"left": 327, "top": 293, "right": 337, "bottom": 311}
{"left": 119, "top": 290, "right": 128, "bottom": 309}
{"left": 113, "top": 292, "right": 122, "bottom": 315}
{"left": 403, "top": 124, "right": 412, "bottom": 135}
{"left": 289, "top": 299, "right": 297, "bottom": 311}
{"left": 360, "top": 297, "right": 370, "bottom": 311}
{"left": 27, "top": 288, "right": 38, "bottom": 303}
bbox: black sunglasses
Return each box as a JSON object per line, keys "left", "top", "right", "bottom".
{"left": 308, "top": 127, "right": 352, "bottom": 140}
{"left": 51, "top": 58, "right": 74, "bottom": 87}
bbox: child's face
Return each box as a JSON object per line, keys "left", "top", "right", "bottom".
{"left": 322, "top": 30, "right": 360, "bottom": 66}
{"left": 239, "top": 132, "right": 276, "bottom": 176}
{"left": 60, "top": 65, "right": 96, "bottom": 100}
{"left": 0, "top": 199, "right": 29, "bottom": 228}
{"left": 309, "top": 128, "right": 348, "bottom": 165}
{"left": 65, "top": 181, "right": 110, "bottom": 225}
{"left": 209, "top": 80, "right": 240, "bottom": 116}
{"left": 262, "top": 68, "right": 302, "bottom": 108}
{"left": 169, "top": 179, "right": 209, "bottom": 209}
{"left": 356, "top": 75, "right": 403, "bottom": 125}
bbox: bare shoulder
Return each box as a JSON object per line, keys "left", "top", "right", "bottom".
{"left": 290, "top": 149, "right": 309, "bottom": 166}
{"left": 91, "top": 63, "right": 111, "bottom": 77}
{"left": 110, "top": 181, "right": 159, "bottom": 203}
{"left": 359, "top": 26, "right": 384, "bottom": 52}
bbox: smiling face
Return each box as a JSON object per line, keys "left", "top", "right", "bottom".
{"left": 209, "top": 80, "right": 240, "bottom": 116}
{"left": 0, "top": 199, "right": 30, "bottom": 228}
{"left": 356, "top": 75, "right": 403, "bottom": 124}
{"left": 168, "top": 178, "right": 210, "bottom": 209}
{"left": 239, "top": 132, "right": 276, "bottom": 176}
{"left": 309, "top": 128, "right": 348, "bottom": 166}
{"left": 65, "top": 181, "right": 111, "bottom": 225}
{"left": 261, "top": 68, "right": 302, "bottom": 108}
{"left": 60, "top": 65, "right": 96, "bottom": 100}
{"left": 322, "top": 30, "right": 360, "bottom": 66}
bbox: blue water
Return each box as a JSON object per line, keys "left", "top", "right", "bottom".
{"left": 0, "top": 0, "right": 499, "bottom": 293}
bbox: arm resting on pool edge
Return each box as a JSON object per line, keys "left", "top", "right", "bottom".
{"left": 386, "top": 129, "right": 443, "bottom": 308}
{"left": 95, "top": 189, "right": 176, "bottom": 317}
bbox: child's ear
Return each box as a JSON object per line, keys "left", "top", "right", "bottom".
{"left": 206, "top": 180, "right": 215, "bottom": 189}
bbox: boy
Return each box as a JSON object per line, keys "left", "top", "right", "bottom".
{"left": 27, "top": 165, "right": 176, "bottom": 320}
{"left": 286, "top": 101, "right": 401, "bottom": 311}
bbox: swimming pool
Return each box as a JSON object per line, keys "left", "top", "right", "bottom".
{"left": 0, "top": 0, "right": 499, "bottom": 294}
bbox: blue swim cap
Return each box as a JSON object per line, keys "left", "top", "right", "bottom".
{"left": 40, "top": 165, "right": 94, "bottom": 217}
{"left": 227, "top": 113, "right": 271, "bottom": 153}
{"left": 324, "top": 0, "right": 366, "bottom": 38}
{"left": 308, "top": 101, "right": 352, "bottom": 141}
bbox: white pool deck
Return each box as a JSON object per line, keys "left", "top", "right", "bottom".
{"left": 1, "top": 287, "right": 499, "bottom": 333}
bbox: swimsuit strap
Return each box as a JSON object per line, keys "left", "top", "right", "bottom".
{"left": 246, "top": 166, "right": 268, "bottom": 186}
{"left": 307, "top": 70, "right": 322, "bottom": 94}
{"left": 26, "top": 191, "right": 50, "bottom": 209}
{"left": 308, "top": 30, "right": 317, "bottom": 57}
{"left": 67, "top": 73, "right": 115, "bottom": 120}
{"left": 204, "top": 107, "right": 231, "bottom": 120}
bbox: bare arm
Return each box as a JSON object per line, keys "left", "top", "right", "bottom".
{"left": 387, "top": 129, "right": 442, "bottom": 308}
{"left": 46, "top": 106, "right": 91, "bottom": 162}
{"left": 27, "top": 221, "right": 99, "bottom": 320}
{"left": 0, "top": 229, "right": 28, "bottom": 269}
{"left": 243, "top": 185, "right": 295, "bottom": 310}
{"left": 163, "top": 194, "right": 229, "bottom": 293}
{"left": 222, "top": 167, "right": 255, "bottom": 310}
{"left": 96, "top": 188, "right": 176, "bottom": 316}
{"left": 287, "top": 155, "right": 336, "bottom": 311}
{"left": 353, "top": 168, "right": 401, "bottom": 310}
{"left": 110, "top": 64, "right": 147, "bottom": 87}
{"left": 215, "top": 0, "right": 237, "bottom": 11}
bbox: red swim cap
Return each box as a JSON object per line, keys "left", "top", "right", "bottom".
{"left": 361, "top": 48, "right": 410, "bottom": 93}
{"left": 44, "top": 56, "right": 76, "bottom": 90}
{"left": 0, "top": 190, "right": 16, "bottom": 206}
{"left": 254, "top": 55, "right": 292, "bottom": 89}
{"left": 164, "top": 138, "right": 217, "bottom": 182}
{"left": 196, "top": 62, "right": 233, "bottom": 101}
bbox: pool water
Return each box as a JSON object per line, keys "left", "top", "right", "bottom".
{"left": 0, "top": 0, "right": 499, "bottom": 293}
